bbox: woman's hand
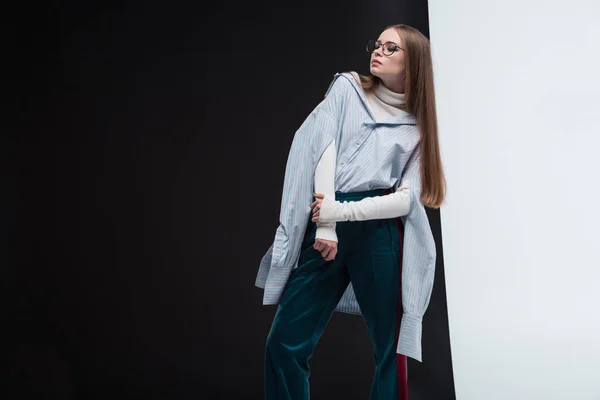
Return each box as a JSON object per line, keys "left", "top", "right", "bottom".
{"left": 314, "top": 238, "right": 337, "bottom": 261}
{"left": 311, "top": 193, "right": 325, "bottom": 222}
{"left": 311, "top": 193, "right": 337, "bottom": 260}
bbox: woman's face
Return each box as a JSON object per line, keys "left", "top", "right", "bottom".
{"left": 369, "top": 28, "right": 406, "bottom": 81}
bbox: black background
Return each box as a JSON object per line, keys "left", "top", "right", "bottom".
{"left": 6, "top": 0, "right": 454, "bottom": 398}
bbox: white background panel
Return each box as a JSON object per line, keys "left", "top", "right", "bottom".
{"left": 428, "top": 1, "right": 600, "bottom": 398}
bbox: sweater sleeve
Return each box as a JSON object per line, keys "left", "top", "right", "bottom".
{"left": 314, "top": 140, "right": 338, "bottom": 242}
{"left": 317, "top": 179, "right": 410, "bottom": 222}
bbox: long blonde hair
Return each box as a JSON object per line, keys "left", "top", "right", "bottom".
{"left": 355, "top": 24, "right": 446, "bottom": 208}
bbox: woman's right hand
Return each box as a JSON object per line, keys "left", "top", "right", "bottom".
{"left": 313, "top": 238, "right": 337, "bottom": 261}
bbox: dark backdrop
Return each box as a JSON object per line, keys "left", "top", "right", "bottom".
{"left": 7, "top": 0, "right": 455, "bottom": 398}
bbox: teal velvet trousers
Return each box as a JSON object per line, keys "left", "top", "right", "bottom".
{"left": 265, "top": 189, "right": 405, "bottom": 400}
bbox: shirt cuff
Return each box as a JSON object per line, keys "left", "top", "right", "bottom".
{"left": 396, "top": 313, "right": 423, "bottom": 362}
{"left": 315, "top": 223, "right": 338, "bottom": 242}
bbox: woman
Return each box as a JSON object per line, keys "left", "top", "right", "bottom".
{"left": 255, "top": 24, "right": 446, "bottom": 399}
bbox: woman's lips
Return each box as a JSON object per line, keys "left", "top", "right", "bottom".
{"left": 372, "top": 60, "right": 382, "bottom": 65}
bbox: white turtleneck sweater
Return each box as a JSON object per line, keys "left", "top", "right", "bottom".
{"left": 353, "top": 71, "right": 409, "bottom": 120}
{"left": 315, "top": 72, "right": 412, "bottom": 243}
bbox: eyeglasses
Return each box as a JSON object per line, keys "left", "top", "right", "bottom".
{"left": 366, "top": 40, "right": 404, "bottom": 56}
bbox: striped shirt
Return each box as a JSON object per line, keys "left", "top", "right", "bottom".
{"left": 255, "top": 72, "right": 436, "bottom": 362}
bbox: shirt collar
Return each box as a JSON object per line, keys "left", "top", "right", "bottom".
{"left": 335, "top": 72, "right": 417, "bottom": 126}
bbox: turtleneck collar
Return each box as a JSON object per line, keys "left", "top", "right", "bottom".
{"left": 373, "top": 82, "right": 405, "bottom": 108}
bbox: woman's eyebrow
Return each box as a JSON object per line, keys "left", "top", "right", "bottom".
{"left": 378, "top": 39, "right": 400, "bottom": 46}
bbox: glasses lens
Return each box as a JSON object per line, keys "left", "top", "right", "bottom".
{"left": 382, "top": 43, "right": 396, "bottom": 56}
{"left": 366, "top": 40, "right": 378, "bottom": 53}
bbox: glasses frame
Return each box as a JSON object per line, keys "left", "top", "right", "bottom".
{"left": 366, "top": 40, "right": 404, "bottom": 56}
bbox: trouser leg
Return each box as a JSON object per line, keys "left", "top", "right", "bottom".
{"left": 264, "top": 219, "right": 349, "bottom": 400}
{"left": 346, "top": 218, "right": 401, "bottom": 400}
{"left": 393, "top": 217, "right": 408, "bottom": 400}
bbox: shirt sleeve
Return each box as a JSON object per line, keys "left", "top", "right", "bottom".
{"left": 395, "top": 144, "right": 437, "bottom": 362}
{"left": 262, "top": 76, "right": 348, "bottom": 304}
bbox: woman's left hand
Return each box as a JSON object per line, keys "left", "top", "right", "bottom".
{"left": 311, "top": 193, "right": 325, "bottom": 222}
